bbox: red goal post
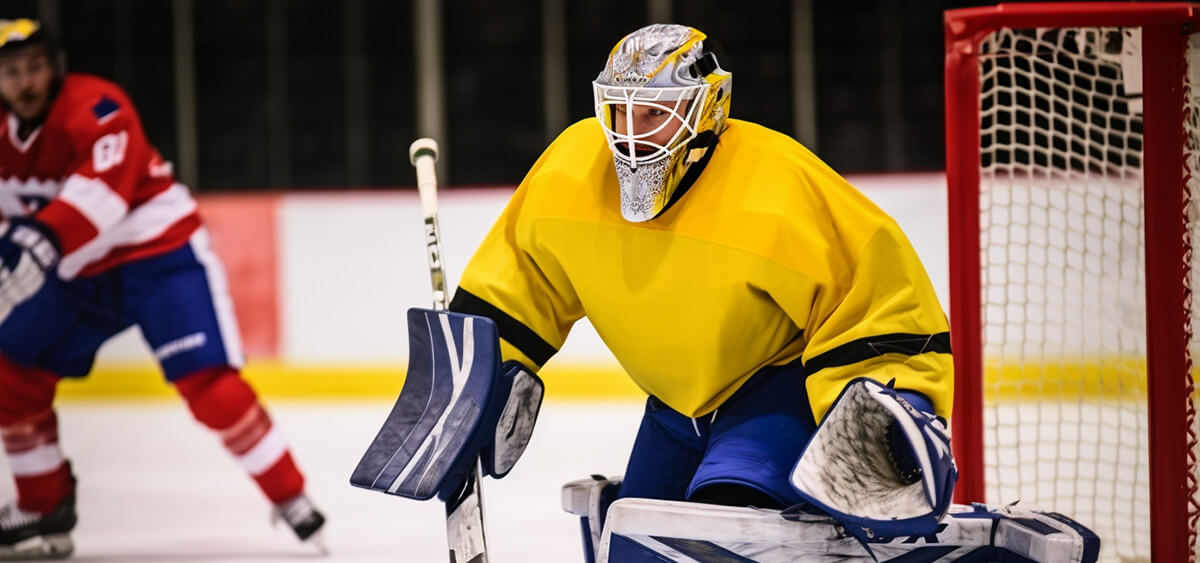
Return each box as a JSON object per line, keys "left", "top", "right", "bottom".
{"left": 945, "top": 3, "right": 1200, "bottom": 561}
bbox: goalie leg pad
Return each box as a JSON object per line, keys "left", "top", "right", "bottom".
{"left": 350, "top": 308, "right": 505, "bottom": 501}
{"left": 595, "top": 499, "right": 1099, "bottom": 562}
{"left": 562, "top": 475, "right": 623, "bottom": 563}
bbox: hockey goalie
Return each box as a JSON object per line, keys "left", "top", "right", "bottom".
{"left": 352, "top": 21, "right": 1100, "bottom": 562}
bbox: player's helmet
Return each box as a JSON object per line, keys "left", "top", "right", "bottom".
{"left": 0, "top": 19, "right": 62, "bottom": 67}
{"left": 593, "top": 24, "right": 732, "bottom": 222}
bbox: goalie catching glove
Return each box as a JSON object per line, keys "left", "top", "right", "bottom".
{"left": 789, "top": 377, "right": 956, "bottom": 543}
{"left": 0, "top": 218, "right": 60, "bottom": 321}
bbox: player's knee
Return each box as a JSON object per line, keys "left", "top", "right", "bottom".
{"left": 173, "top": 365, "right": 258, "bottom": 429}
{"left": 688, "top": 483, "right": 785, "bottom": 510}
{"left": 0, "top": 354, "right": 59, "bottom": 424}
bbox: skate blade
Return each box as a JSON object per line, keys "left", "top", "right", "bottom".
{"left": 0, "top": 533, "right": 74, "bottom": 560}
{"left": 270, "top": 511, "right": 328, "bottom": 556}
{"left": 305, "top": 529, "right": 329, "bottom": 557}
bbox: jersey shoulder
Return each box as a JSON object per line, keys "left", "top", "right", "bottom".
{"left": 536, "top": 118, "right": 609, "bottom": 175}
{"left": 717, "top": 119, "right": 889, "bottom": 225}
{"left": 47, "top": 74, "right": 139, "bottom": 142}
{"left": 694, "top": 120, "right": 896, "bottom": 271}
{"left": 522, "top": 118, "right": 613, "bottom": 202}
{"left": 717, "top": 119, "right": 826, "bottom": 189}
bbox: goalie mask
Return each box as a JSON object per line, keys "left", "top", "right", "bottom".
{"left": 593, "top": 24, "right": 731, "bottom": 222}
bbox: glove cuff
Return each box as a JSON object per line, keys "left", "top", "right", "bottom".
{"left": 2, "top": 217, "right": 60, "bottom": 269}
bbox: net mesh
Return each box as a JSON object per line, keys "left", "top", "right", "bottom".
{"left": 1186, "top": 32, "right": 1200, "bottom": 562}
{"left": 976, "top": 25, "right": 1199, "bottom": 561}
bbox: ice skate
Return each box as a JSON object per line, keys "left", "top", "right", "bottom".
{"left": 272, "top": 493, "right": 327, "bottom": 553}
{"left": 0, "top": 494, "right": 76, "bottom": 561}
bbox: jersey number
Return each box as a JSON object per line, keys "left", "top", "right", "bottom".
{"left": 93, "top": 131, "right": 129, "bottom": 173}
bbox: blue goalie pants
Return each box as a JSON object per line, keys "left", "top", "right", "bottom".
{"left": 0, "top": 228, "right": 243, "bottom": 380}
{"left": 617, "top": 359, "right": 815, "bottom": 507}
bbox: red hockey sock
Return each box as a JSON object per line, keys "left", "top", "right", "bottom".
{"left": 0, "top": 358, "right": 72, "bottom": 513}
{"left": 174, "top": 367, "right": 305, "bottom": 504}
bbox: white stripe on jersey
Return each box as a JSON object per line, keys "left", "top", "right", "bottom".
{"left": 59, "top": 174, "right": 130, "bottom": 232}
{"left": 5, "top": 114, "right": 41, "bottom": 154}
{"left": 188, "top": 227, "right": 245, "bottom": 369}
{"left": 8, "top": 443, "right": 65, "bottom": 477}
{"left": 59, "top": 182, "right": 196, "bottom": 279}
{"left": 0, "top": 177, "right": 61, "bottom": 217}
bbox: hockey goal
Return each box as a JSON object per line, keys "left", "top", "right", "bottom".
{"left": 945, "top": 3, "right": 1200, "bottom": 561}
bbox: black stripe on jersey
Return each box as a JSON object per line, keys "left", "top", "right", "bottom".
{"left": 448, "top": 288, "right": 557, "bottom": 366}
{"left": 804, "top": 332, "right": 951, "bottom": 374}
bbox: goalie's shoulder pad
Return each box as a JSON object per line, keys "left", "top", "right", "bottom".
{"left": 789, "top": 377, "right": 957, "bottom": 543}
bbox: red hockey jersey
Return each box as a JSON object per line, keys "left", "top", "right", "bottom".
{"left": 0, "top": 73, "right": 200, "bottom": 279}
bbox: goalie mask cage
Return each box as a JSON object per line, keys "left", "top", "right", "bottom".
{"left": 945, "top": 3, "right": 1200, "bottom": 561}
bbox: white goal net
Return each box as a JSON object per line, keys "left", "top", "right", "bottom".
{"left": 948, "top": 9, "right": 1200, "bottom": 561}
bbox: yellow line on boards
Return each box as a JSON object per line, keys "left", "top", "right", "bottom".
{"left": 57, "top": 362, "right": 646, "bottom": 401}
{"left": 55, "top": 358, "right": 1198, "bottom": 402}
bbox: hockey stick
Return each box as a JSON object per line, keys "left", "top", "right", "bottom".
{"left": 409, "top": 138, "right": 491, "bottom": 563}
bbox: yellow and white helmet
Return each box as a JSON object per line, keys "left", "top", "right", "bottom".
{"left": 593, "top": 24, "right": 731, "bottom": 222}
{"left": 0, "top": 19, "right": 39, "bottom": 47}
{"left": 0, "top": 19, "right": 61, "bottom": 66}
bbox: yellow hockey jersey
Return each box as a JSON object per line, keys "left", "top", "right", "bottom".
{"left": 450, "top": 118, "right": 952, "bottom": 421}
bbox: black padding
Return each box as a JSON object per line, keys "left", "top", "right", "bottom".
{"left": 804, "top": 332, "right": 951, "bottom": 374}
{"left": 449, "top": 289, "right": 557, "bottom": 366}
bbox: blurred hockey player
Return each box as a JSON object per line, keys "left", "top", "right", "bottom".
{"left": 447, "top": 23, "right": 958, "bottom": 549}
{"left": 0, "top": 19, "right": 324, "bottom": 559}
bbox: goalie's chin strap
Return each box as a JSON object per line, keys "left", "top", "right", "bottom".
{"left": 650, "top": 129, "right": 719, "bottom": 221}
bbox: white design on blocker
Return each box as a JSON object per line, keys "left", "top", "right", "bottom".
{"left": 384, "top": 313, "right": 475, "bottom": 494}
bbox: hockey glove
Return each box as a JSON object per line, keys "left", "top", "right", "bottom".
{"left": 789, "top": 377, "right": 956, "bottom": 543}
{"left": 481, "top": 360, "right": 544, "bottom": 479}
{"left": 0, "top": 218, "right": 59, "bottom": 320}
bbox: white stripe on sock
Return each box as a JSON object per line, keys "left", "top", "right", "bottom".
{"left": 8, "top": 444, "right": 64, "bottom": 476}
{"left": 236, "top": 426, "right": 287, "bottom": 476}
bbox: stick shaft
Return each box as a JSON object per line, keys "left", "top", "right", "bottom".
{"left": 412, "top": 152, "right": 449, "bottom": 310}
{"left": 409, "top": 138, "right": 488, "bottom": 563}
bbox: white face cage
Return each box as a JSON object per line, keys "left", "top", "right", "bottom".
{"left": 592, "top": 83, "right": 709, "bottom": 170}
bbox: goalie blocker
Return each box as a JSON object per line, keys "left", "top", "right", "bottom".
{"left": 563, "top": 476, "right": 1100, "bottom": 562}
{"left": 350, "top": 308, "right": 544, "bottom": 501}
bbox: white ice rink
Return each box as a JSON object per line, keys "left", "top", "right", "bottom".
{"left": 0, "top": 399, "right": 647, "bottom": 563}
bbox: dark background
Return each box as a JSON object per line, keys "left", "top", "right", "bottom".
{"left": 4, "top": 0, "right": 1082, "bottom": 190}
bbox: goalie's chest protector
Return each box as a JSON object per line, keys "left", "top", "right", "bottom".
{"left": 495, "top": 119, "right": 899, "bottom": 418}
